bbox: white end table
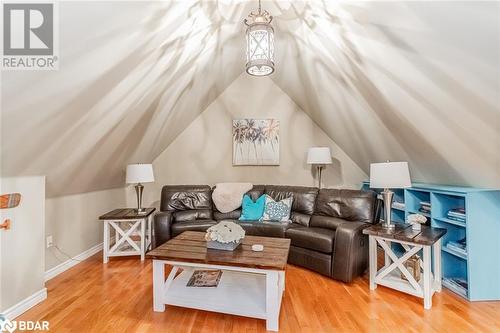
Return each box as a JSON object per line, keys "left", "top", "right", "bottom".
{"left": 363, "top": 224, "right": 446, "bottom": 309}
{"left": 99, "top": 208, "right": 155, "bottom": 263}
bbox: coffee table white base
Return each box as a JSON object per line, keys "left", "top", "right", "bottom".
{"left": 102, "top": 215, "right": 152, "bottom": 263}
{"left": 369, "top": 235, "right": 442, "bottom": 309}
{"left": 153, "top": 260, "right": 285, "bottom": 331}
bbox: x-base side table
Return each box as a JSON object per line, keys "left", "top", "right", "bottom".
{"left": 363, "top": 223, "right": 446, "bottom": 309}
{"left": 99, "top": 208, "right": 155, "bottom": 263}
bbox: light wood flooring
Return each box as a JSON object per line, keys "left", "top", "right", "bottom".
{"left": 17, "top": 252, "right": 500, "bottom": 333}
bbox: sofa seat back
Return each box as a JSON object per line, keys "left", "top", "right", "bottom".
{"left": 311, "top": 189, "right": 377, "bottom": 227}
{"left": 160, "top": 185, "right": 213, "bottom": 222}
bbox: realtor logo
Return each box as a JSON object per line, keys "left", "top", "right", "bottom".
{"left": 2, "top": 2, "right": 58, "bottom": 70}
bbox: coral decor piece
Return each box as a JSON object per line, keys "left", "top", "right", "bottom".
{"left": 205, "top": 221, "right": 245, "bottom": 244}
{"left": 407, "top": 213, "right": 427, "bottom": 230}
{"left": 407, "top": 213, "right": 427, "bottom": 224}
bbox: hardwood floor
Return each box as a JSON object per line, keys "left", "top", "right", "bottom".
{"left": 18, "top": 252, "right": 500, "bottom": 333}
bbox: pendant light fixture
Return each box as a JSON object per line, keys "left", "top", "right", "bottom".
{"left": 244, "top": 0, "right": 275, "bottom": 76}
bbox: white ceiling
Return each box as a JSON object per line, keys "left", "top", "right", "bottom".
{"left": 2, "top": 1, "right": 499, "bottom": 197}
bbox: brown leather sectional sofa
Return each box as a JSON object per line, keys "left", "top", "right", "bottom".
{"left": 153, "top": 185, "right": 380, "bottom": 283}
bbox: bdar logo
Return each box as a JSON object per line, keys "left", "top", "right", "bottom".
{"left": 0, "top": 315, "right": 17, "bottom": 333}
{"left": 3, "top": 3, "right": 53, "bottom": 56}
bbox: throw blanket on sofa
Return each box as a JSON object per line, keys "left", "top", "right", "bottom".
{"left": 212, "top": 183, "right": 253, "bottom": 213}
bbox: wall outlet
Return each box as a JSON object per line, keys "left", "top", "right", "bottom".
{"left": 46, "top": 235, "right": 53, "bottom": 248}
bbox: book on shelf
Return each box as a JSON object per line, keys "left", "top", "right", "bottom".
{"left": 418, "top": 201, "right": 431, "bottom": 214}
{"left": 187, "top": 270, "right": 223, "bottom": 287}
{"left": 443, "top": 277, "right": 468, "bottom": 297}
{"left": 419, "top": 208, "right": 431, "bottom": 214}
{"left": 447, "top": 215, "right": 466, "bottom": 223}
{"left": 448, "top": 238, "right": 466, "bottom": 248}
{"left": 447, "top": 208, "right": 466, "bottom": 221}
{"left": 392, "top": 202, "right": 405, "bottom": 210}
{"left": 446, "top": 243, "right": 467, "bottom": 256}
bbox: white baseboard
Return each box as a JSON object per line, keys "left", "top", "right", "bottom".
{"left": 44, "top": 243, "right": 103, "bottom": 282}
{"left": 2, "top": 288, "right": 47, "bottom": 320}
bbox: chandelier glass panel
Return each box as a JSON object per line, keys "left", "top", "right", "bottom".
{"left": 244, "top": 0, "right": 274, "bottom": 76}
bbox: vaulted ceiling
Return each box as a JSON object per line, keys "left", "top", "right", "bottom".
{"left": 2, "top": 1, "right": 499, "bottom": 197}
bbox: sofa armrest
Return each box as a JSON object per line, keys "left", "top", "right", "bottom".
{"left": 332, "top": 221, "right": 370, "bottom": 283}
{"left": 153, "top": 211, "right": 173, "bottom": 248}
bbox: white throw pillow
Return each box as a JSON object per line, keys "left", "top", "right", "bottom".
{"left": 260, "top": 195, "right": 293, "bottom": 222}
{"left": 212, "top": 182, "right": 253, "bottom": 213}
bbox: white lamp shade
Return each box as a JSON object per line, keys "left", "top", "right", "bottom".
{"left": 126, "top": 164, "right": 155, "bottom": 184}
{"left": 370, "top": 162, "right": 411, "bottom": 189}
{"left": 307, "top": 147, "right": 332, "bottom": 164}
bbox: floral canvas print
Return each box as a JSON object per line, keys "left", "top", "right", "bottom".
{"left": 233, "top": 119, "right": 279, "bottom": 165}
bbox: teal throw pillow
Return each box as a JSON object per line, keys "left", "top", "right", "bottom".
{"left": 239, "top": 194, "right": 266, "bottom": 221}
{"left": 260, "top": 195, "right": 293, "bottom": 222}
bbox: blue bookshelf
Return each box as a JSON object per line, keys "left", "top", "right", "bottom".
{"left": 361, "top": 181, "right": 500, "bottom": 301}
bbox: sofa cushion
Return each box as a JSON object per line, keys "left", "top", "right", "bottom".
{"left": 212, "top": 182, "right": 253, "bottom": 213}
{"left": 264, "top": 185, "right": 318, "bottom": 226}
{"left": 260, "top": 195, "right": 293, "bottom": 222}
{"left": 239, "top": 194, "right": 266, "bottom": 221}
{"left": 214, "top": 209, "right": 241, "bottom": 220}
{"left": 160, "top": 185, "right": 212, "bottom": 211}
{"left": 220, "top": 219, "right": 289, "bottom": 238}
{"left": 285, "top": 225, "right": 336, "bottom": 253}
{"left": 171, "top": 220, "right": 218, "bottom": 236}
{"left": 315, "top": 189, "right": 376, "bottom": 224}
{"left": 309, "top": 215, "right": 346, "bottom": 230}
{"left": 212, "top": 186, "right": 264, "bottom": 220}
{"left": 173, "top": 209, "right": 212, "bottom": 222}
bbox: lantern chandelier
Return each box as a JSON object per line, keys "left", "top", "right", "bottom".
{"left": 244, "top": 0, "right": 275, "bottom": 76}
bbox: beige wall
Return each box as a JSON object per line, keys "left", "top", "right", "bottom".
{"left": 45, "top": 187, "right": 126, "bottom": 271}
{"left": 139, "top": 74, "right": 366, "bottom": 208}
{"left": 0, "top": 177, "right": 45, "bottom": 312}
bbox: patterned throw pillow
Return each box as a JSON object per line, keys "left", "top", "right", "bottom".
{"left": 260, "top": 195, "right": 293, "bottom": 222}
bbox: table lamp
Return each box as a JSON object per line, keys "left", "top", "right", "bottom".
{"left": 126, "top": 164, "right": 155, "bottom": 213}
{"left": 370, "top": 161, "right": 411, "bottom": 229}
{"left": 307, "top": 147, "right": 332, "bottom": 188}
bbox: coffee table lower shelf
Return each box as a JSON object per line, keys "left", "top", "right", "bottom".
{"left": 152, "top": 260, "right": 285, "bottom": 331}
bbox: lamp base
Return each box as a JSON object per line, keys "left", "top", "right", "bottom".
{"left": 317, "top": 165, "right": 325, "bottom": 189}
{"left": 381, "top": 222, "right": 396, "bottom": 229}
{"left": 134, "top": 183, "right": 144, "bottom": 213}
{"left": 381, "top": 189, "right": 395, "bottom": 229}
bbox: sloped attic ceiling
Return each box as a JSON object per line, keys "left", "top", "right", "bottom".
{"left": 2, "top": 1, "right": 499, "bottom": 197}
{"left": 270, "top": 1, "right": 500, "bottom": 188}
{"left": 2, "top": 1, "right": 249, "bottom": 196}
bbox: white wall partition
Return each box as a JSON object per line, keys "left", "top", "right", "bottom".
{"left": 0, "top": 176, "right": 46, "bottom": 316}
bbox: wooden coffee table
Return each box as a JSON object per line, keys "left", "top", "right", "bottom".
{"left": 146, "top": 231, "right": 291, "bottom": 331}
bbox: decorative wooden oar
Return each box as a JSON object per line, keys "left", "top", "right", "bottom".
{"left": 0, "top": 193, "right": 21, "bottom": 209}
{"left": 0, "top": 219, "right": 10, "bottom": 230}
